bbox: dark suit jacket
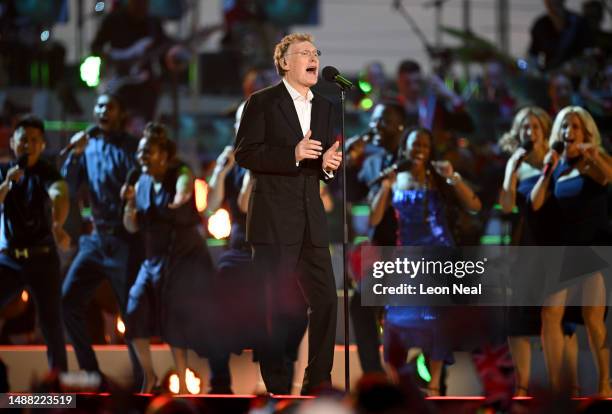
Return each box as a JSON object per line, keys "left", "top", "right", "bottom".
{"left": 234, "top": 81, "right": 335, "bottom": 247}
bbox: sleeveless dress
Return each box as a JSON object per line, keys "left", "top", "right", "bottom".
{"left": 125, "top": 162, "right": 215, "bottom": 357}
{"left": 548, "top": 159, "right": 611, "bottom": 316}
{"left": 383, "top": 186, "right": 455, "bottom": 366}
{"left": 507, "top": 165, "right": 561, "bottom": 336}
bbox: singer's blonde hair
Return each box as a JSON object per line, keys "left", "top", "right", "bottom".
{"left": 498, "top": 106, "right": 551, "bottom": 154}
{"left": 549, "top": 106, "right": 603, "bottom": 151}
{"left": 273, "top": 33, "right": 314, "bottom": 77}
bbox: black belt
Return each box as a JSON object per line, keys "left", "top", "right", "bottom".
{"left": 2, "top": 245, "right": 53, "bottom": 260}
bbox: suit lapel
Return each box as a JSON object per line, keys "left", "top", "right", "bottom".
{"left": 277, "top": 83, "right": 303, "bottom": 141}
{"left": 310, "top": 94, "right": 323, "bottom": 144}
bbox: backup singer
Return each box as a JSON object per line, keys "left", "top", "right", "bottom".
{"left": 499, "top": 107, "right": 578, "bottom": 396}
{"left": 234, "top": 33, "right": 342, "bottom": 394}
{"left": 61, "top": 93, "right": 142, "bottom": 381}
{"left": 122, "top": 123, "right": 218, "bottom": 393}
{"left": 531, "top": 106, "right": 612, "bottom": 396}
{"left": 369, "top": 128, "right": 481, "bottom": 395}
{"left": 0, "top": 115, "right": 70, "bottom": 371}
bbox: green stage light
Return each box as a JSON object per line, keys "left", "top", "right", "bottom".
{"left": 360, "top": 97, "right": 374, "bottom": 110}
{"left": 358, "top": 79, "right": 372, "bottom": 94}
{"left": 416, "top": 353, "right": 432, "bottom": 382}
{"left": 80, "top": 56, "right": 101, "bottom": 87}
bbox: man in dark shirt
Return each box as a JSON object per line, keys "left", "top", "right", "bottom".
{"left": 0, "top": 114, "right": 69, "bottom": 371}
{"left": 529, "top": 0, "right": 592, "bottom": 71}
{"left": 61, "top": 93, "right": 141, "bottom": 379}
{"left": 351, "top": 102, "right": 407, "bottom": 375}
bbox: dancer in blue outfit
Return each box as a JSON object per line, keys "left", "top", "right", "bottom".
{"left": 122, "top": 123, "right": 215, "bottom": 393}
{"left": 369, "top": 128, "right": 481, "bottom": 395}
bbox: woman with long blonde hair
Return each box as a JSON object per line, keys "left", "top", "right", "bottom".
{"left": 531, "top": 106, "right": 612, "bottom": 396}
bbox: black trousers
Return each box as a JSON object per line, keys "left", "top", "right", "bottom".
{"left": 253, "top": 232, "right": 337, "bottom": 395}
{"left": 0, "top": 251, "right": 67, "bottom": 371}
{"left": 61, "top": 233, "right": 143, "bottom": 389}
{"left": 350, "top": 291, "right": 384, "bottom": 374}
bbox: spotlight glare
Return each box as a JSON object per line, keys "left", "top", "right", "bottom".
{"left": 208, "top": 208, "right": 231, "bottom": 239}
{"left": 80, "top": 56, "right": 102, "bottom": 87}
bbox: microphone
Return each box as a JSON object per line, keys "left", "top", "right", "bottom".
{"left": 542, "top": 141, "right": 565, "bottom": 177}
{"left": 60, "top": 125, "right": 100, "bottom": 157}
{"left": 367, "top": 159, "right": 412, "bottom": 187}
{"left": 513, "top": 140, "right": 534, "bottom": 172}
{"left": 17, "top": 153, "right": 29, "bottom": 169}
{"left": 322, "top": 66, "right": 353, "bottom": 90}
{"left": 126, "top": 167, "right": 141, "bottom": 187}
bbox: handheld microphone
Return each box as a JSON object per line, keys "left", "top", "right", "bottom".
{"left": 513, "top": 140, "right": 534, "bottom": 172}
{"left": 126, "top": 167, "right": 141, "bottom": 187}
{"left": 542, "top": 141, "right": 565, "bottom": 177}
{"left": 367, "top": 159, "right": 412, "bottom": 187}
{"left": 60, "top": 125, "right": 100, "bottom": 157}
{"left": 17, "top": 153, "right": 29, "bottom": 169}
{"left": 322, "top": 66, "right": 353, "bottom": 90}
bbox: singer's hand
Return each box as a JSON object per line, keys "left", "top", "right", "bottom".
{"left": 543, "top": 149, "right": 560, "bottom": 174}
{"left": 295, "top": 130, "right": 323, "bottom": 163}
{"left": 216, "top": 145, "right": 235, "bottom": 172}
{"left": 430, "top": 160, "right": 454, "bottom": 178}
{"left": 508, "top": 147, "right": 528, "bottom": 172}
{"left": 382, "top": 171, "right": 397, "bottom": 189}
{"left": 69, "top": 131, "right": 89, "bottom": 156}
{"left": 4, "top": 165, "right": 24, "bottom": 184}
{"left": 322, "top": 141, "right": 342, "bottom": 172}
{"left": 120, "top": 184, "right": 135, "bottom": 202}
{"left": 578, "top": 143, "right": 598, "bottom": 161}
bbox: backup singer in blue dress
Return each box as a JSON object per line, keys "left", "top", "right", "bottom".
{"left": 369, "top": 128, "right": 481, "bottom": 395}
{"left": 122, "top": 123, "right": 216, "bottom": 393}
{"left": 531, "top": 106, "right": 612, "bottom": 396}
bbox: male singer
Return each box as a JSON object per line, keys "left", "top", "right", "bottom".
{"left": 234, "top": 33, "right": 342, "bottom": 395}
{"left": 0, "top": 115, "right": 69, "bottom": 371}
{"left": 61, "top": 93, "right": 141, "bottom": 382}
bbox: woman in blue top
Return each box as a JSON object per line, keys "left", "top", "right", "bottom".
{"left": 122, "top": 123, "right": 215, "bottom": 393}
{"left": 499, "top": 107, "right": 578, "bottom": 396}
{"left": 531, "top": 106, "right": 612, "bottom": 396}
{"left": 369, "top": 128, "right": 481, "bottom": 395}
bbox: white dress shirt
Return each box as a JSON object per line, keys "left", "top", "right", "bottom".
{"left": 282, "top": 78, "right": 333, "bottom": 178}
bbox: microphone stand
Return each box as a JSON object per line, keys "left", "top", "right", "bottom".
{"left": 340, "top": 87, "right": 350, "bottom": 393}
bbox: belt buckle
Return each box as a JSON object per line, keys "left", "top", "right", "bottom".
{"left": 14, "top": 248, "right": 29, "bottom": 259}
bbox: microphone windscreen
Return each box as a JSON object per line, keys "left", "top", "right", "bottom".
{"left": 86, "top": 125, "right": 101, "bottom": 136}
{"left": 551, "top": 140, "right": 565, "bottom": 154}
{"left": 126, "top": 167, "right": 141, "bottom": 186}
{"left": 322, "top": 66, "right": 339, "bottom": 82}
{"left": 396, "top": 158, "right": 413, "bottom": 172}
{"left": 521, "top": 140, "right": 534, "bottom": 152}
{"left": 17, "top": 154, "right": 29, "bottom": 169}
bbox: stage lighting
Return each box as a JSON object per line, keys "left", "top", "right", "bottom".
{"left": 21, "top": 290, "right": 29, "bottom": 303}
{"left": 80, "top": 56, "right": 101, "bottom": 87}
{"left": 208, "top": 208, "right": 231, "bottom": 239}
{"left": 116, "top": 316, "right": 126, "bottom": 335}
{"left": 416, "top": 353, "right": 431, "bottom": 383}
{"left": 168, "top": 369, "right": 201, "bottom": 394}
{"left": 40, "top": 30, "right": 50, "bottom": 42}
{"left": 194, "top": 178, "right": 208, "bottom": 213}
{"left": 359, "top": 97, "right": 374, "bottom": 111}
{"left": 358, "top": 80, "right": 372, "bottom": 94}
